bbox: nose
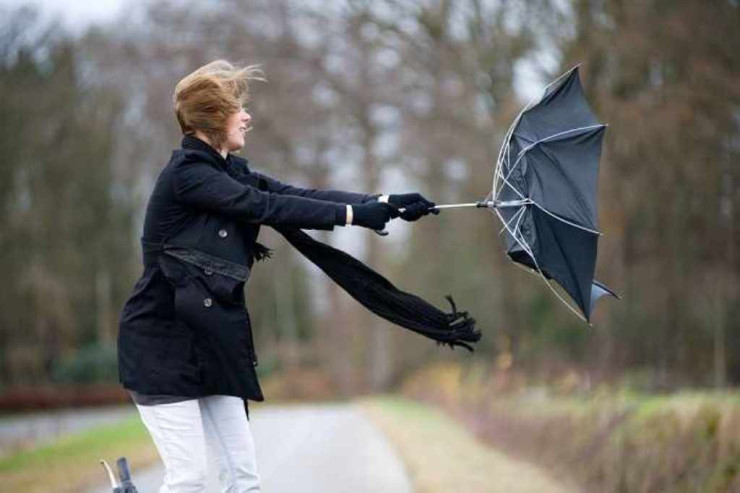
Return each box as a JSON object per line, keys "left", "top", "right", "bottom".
{"left": 243, "top": 111, "right": 252, "bottom": 124}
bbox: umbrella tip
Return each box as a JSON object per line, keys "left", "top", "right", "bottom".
{"left": 100, "top": 459, "right": 119, "bottom": 488}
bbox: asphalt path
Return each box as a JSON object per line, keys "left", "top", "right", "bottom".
{"left": 87, "top": 402, "right": 413, "bottom": 493}
{"left": 0, "top": 404, "right": 134, "bottom": 457}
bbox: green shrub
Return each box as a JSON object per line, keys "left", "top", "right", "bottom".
{"left": 50, "top": 343, "right": 118, "bottom": 384}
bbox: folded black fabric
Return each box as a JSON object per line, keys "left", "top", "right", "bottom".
{"left": 269, "top": 226, "right": 481, "bottom": 352}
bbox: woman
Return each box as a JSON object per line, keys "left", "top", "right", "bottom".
{"left": 116, "top": 59, "right": 436, "bottom": 492}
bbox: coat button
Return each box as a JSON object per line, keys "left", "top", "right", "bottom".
{"left": 204, "top": 268, "right": 213, "bottom": 276}
{"left": 218, "top": 229, "right": 228, "bottom": 238}
{"left": 203, "top": 298, "right": 213, "bottom": 308}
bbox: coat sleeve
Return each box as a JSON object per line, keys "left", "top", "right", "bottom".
{"left": 250, "top": 170, "right": 381, "bottom": 204}
{"left": 172, "top": 157, "right": 344, "bottom": 230}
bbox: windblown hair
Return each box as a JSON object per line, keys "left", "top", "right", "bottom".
{"left": 173, "top": 60, "right": 264, "bottom": 150}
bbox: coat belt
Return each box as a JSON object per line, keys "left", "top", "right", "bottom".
{"left": 141, "top": 239, "right": 250, "bottom": 282}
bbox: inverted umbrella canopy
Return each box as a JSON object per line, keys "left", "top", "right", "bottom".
{"left": 491, "top": 66, "right": 618, "bottom": 322}
{"left": 369, "top": 65, "right": 616, "bottom": 323}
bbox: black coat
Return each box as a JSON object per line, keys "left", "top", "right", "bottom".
{"left": 117, "top": 135, "right": 378, "bottom": 401}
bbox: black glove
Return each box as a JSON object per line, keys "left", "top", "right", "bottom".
{"left": 388, "top": 193, "right": 439, "bottom": 221}
{"left": 352, "top": 202, "right": 397, "bottom": 230}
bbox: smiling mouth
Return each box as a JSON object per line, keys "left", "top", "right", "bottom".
{"left": 239, "top": 126, "right": 252, "bottom": 134}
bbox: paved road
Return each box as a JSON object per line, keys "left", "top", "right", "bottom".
{"left": 88, "top": 402, "right": 413, "bottom": 493}
{"left": 0, "top": 404, "right": 135, "bottom": 457}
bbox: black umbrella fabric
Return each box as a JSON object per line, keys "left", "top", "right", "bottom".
{"left": 491, "top": 66, "right": 618, "bottom": 322}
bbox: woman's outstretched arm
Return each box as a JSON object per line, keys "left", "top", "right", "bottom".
{"left": 173, "top": 156, "right": 346, "bottom": 230}
{"left": 248, "top": 170, "right": 382, "bottom": 205}
{"left": 173, "top": 155, "right": 396, "bottom": 231}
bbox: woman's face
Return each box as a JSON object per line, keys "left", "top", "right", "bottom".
{"left": 222, "top": 106, "right": 252, "bottom": 153}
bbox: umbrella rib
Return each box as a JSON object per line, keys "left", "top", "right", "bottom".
{"left": 496, "top": 139, "right": 530, "bottom": 203}
{"left": 494, "top": 207, "right": 589, "bottom": 324}
{"left": 497, "top": 129, "right": 525, "bottom": 200}
{"left": 511, "top": 204, "right": 527, "bottom": 239}
{"left": 493, "top": 146, "right": 526, "bottom": 203}
{"left": 495, "top": 165, "right": 527, "bottom": 201}
{"left": 498, "top": 205, "right": 526, "bottom": 235}
{"left": 495, "top": 207, "right": 535, "bottom": 259}
{"left": 515, "top": 125, "right": 606, "bottom": 162}
{"left": 495, "top": 161, "right": 597, "bottom": 236}
{"left": 499, "top": 150, "right": 525, "bottom": 199}
{"left": 536, "top": 144, "right": 599, "bottom": 230}
{"left": 493, "top": 65, "right": 582, "bottom": 200}
{"left": 530, "top": 201, "right": 601, "bottom": 236}
{"left": 496, "top": 125, "right": 604, "bottom": 204}
{"left": 495, "top": 125, "right": 605, "bottom": 236}
{"left": 493, "top": 81, "right": 544, "bottom": 198}
{"left": 494, "top": 113, "right": 520, "bottom": 198}
{"left": 501, "top": 138, "right": 523, "bottom": 199}
{"left": 543, "top": 209, "right": 591, "bottom": 316}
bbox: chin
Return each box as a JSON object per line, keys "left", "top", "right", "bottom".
{"left": 229, "top": 139, "right": 245, "bottom": 153}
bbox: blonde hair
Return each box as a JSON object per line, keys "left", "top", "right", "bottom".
{"left": 173, "top": 60, "right": 264, "bottom": 150}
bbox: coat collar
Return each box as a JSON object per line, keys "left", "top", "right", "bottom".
{"left": 180, "top": 134, "right": 251, "bottom": 175}
{"left": 181, "top": 134, "right": 229, "bottom": 169}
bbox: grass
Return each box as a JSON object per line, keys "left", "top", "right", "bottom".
{"left": 401, "top": 361, "right": 740, "bottom": 493}
{"left": 356, "top": 394, "right": 578, "bottom": 493}
{"left": 0, "top": 414, "right": 159, "bottom": 493}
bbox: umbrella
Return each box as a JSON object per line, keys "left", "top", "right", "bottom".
{"left": 407, "top": 66, "right": 619, "bottom": 323}
{"left": 100, "top": 457, "right": 139, "bottom": 493}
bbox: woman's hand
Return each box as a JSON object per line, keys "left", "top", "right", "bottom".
{"left": 386, "top": 193, "right": 439, "bottom": 221}
{"left": 351, "top": 202, "right": 398, "bottom": 230}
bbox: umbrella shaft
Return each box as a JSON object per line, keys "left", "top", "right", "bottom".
{"left": 433, "top": 203, "right": 481, "bottom": 209}
{"left": 432, "top": 200, "right": 529, "bottom": 210}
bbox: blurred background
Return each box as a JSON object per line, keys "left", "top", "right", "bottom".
{"left": 0, "top": 1, "right": 738, "bottom": 492}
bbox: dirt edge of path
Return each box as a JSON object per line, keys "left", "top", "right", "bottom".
{"left": 355, "top": 394, "right": 581, "bottom": 493}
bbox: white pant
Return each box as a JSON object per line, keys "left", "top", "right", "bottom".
{"left": 135, "top": 395, "right": 261, "bottom": 493}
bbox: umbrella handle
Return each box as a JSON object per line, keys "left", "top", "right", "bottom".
{"left": 116, "top": 456, "right": 139, "bottom": 493}
{"left": 374, "top": 204, "right": 410, "bottom": 236}
{"left": 374, "top": 202, "right": 441, "bottom": 235}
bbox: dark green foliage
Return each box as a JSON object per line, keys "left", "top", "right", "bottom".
{"left": 50, "top": 343, "right": 118, "bottom": 384}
